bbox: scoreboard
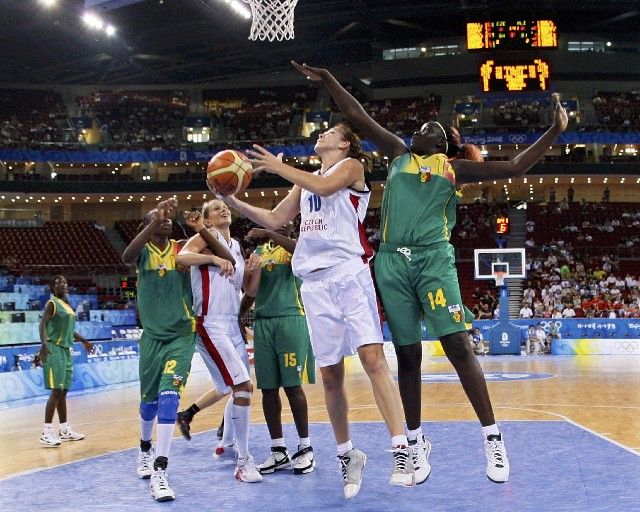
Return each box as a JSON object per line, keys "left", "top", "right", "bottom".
{"left": 480, "top": 58, "right": 551, "bottom": 92}
{"left": 467, "top": 20, "right": 557, "bottom": 51}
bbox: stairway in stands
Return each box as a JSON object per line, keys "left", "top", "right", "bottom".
{"left": 507, "top": 206, "right": 527, "bottom": 318}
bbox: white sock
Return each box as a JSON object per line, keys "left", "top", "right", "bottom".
{"left": 271, "top": 437, "right": 285, "bottom": 448}
{"left": 407, "top": 426, "right": 422, "bottom": 442}
{"left": 140, "top": 417, "right": 154, "bottom": 442}
{"left": 60, "top": 421, "right": 69, "bottom": 432}
{"left": 155, "top": 423, "right": 174, "bottom": 459}
{"left": 231, "top": 402, "right": 251, "bottom": 458}
{"left": 220, "top": 396, "right": 235, "bottom": 446}
{"left": 482, "top": 424, "right": 500, "bottom": 438}
{"left": 391, "top": 434, "right": 408, "bottom": 448}
{"left": 336, "top": 440, "right": 353, "bottom": 456}
{"left": 44, "top": 423, "right": 53, "bottom": 431}
{"left": 299, "top": 437, "right": 311, "bottom": 448}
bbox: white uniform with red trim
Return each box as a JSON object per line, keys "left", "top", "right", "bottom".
{"left": 190, "top": 229, "right": 249, "bottom": 391}
{"left": 292, "top": 158, "right": 383, "bottom": 367}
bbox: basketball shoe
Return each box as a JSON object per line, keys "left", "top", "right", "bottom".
{"left": 337, "top": 448, "right": 366, "bottom": 499}
{"left": 136, "top": 447, "right": 155, "bottom": 479}
{"left": 408, "top": 434, "right": 432, "bottom": 484}
{"left": 176, "top": 411, "right": 192, "bottom": 441}
{"left": 292, "top": 445, "right": 315, "bottom": 475}
{"left": 389, "top": 446, "right": 416, "bottom": 487}
{"left": 59, "top": 425, "right": 85, "bottom": 442}
{"left": 257, "top": 446, "right": 291, "bottom": 474}
{"left": 214, "top": 442, "right": 236, "bottom": 459}
{"left": 235, "top": 455, "right": 263, "bottom": 483}
{"left": 485, "top": 433, "right": 510, "bottom": 482}
{"left": 40, "top": 426, "right": 61, "bottom": 448}
{"left": 150, "top": 467, "right": 175, "bottom": 501}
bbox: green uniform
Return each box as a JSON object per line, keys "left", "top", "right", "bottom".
{"left": 253, "top": 242, "right": 315, "bottom": 389}
{"left": 374, "top": 152, "right": 474, "bottom": 344}
{"left": 137, "top": 240, "right": 196, "bottom": 402}
{"left": 42, "top": 296, "right": 75, "bottom": 390}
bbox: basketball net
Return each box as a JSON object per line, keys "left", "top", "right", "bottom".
{"left": 493, "top": 271, "right": 507, "bottom": 287}
{"left": 242, "top": 0, "right": 298, "bottom": 41}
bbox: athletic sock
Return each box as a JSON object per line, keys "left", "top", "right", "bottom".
{"left": 155, "top": 423, "right": 174, "bottom": 459}
{"left": 184, "top": 403, "right": 200, "bottom": 421}
{"left": 407, "top": 426, "right": 423, "bottom": 442}
{"left": 482, "top": 424, "right": 500, "bottom": 438}
{"left": 271, "top": 437, "right": 285, "bottom": 448}
{"left": 231, "top": 403, "right": 251, "bottom": 458}
{"left": 43, "top": 423, "right": 53, "bottom": 430}
{"left": 140, "top": 439, "right": 152, "bottom": 452}
{"left": 153, "top": 456, "right": 168, "bottom": 471}
{"left": 60, "top": 421, "right": 69, "bottom": 432}
{"left": 391, "top": 434, "right": 408, "bottom": 448}
{"left": 299, "top": 437, "right": 311, "bottom": 448}
{"left": 336, "top": 440, "right": 353, "bottom": 456}
{"left": 220, "top": 396, "right": 235, "bottom": 446}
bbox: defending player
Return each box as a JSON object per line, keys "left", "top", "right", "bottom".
{"left": 175, "top": 200, "right": 262, "bottom": 483}
{"left": 122, "top": 198, "right": 197, "bottom": 502}
{"left": 213, "top": 122, "right": 417, "bottom": 499}
{"left": 243, "top": 226, "right": 316, "bottom": 475}
{"left": 39, "top": 275, "right": 95, "bottom": 447}
{"left": 292, "top": 60, "right": 568, "bottom": 483}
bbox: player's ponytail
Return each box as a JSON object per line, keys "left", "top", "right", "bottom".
{"left": 444, "top": 125, "right": 484, "bottom": 162}
{"left": 335, "top": 122, "right": 371, "bottom": 171}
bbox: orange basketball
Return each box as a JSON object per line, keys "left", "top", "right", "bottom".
{"left": 206, "top": 149, "right": 252, "bottom": 196}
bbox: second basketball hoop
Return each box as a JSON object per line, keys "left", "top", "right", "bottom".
{"left": 242, "top": 0, "right": 298, "bottom": 41}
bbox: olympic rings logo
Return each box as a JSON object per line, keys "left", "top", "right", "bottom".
{"left": 508, "top": 135, "right": 528, "bottom": 143}
{"left": 614, "top": 340, "right": 640, "bottom": 353}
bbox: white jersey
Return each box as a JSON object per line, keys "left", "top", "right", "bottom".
{"left": 190, "top": 229, "right": 245, "bottom": 321}
{"left": 292, "top": 158, "right": 373, "bottom": 279}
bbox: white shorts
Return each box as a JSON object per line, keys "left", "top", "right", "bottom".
{"left": 300, "top": 258, "right": 383, "bottom": 368}
{"left": 196, "top": 317, "right": 250, "bottom": 392}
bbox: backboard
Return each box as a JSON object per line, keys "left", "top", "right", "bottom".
{"left": 474, "top": 248, "right": 526, "bottom": 282}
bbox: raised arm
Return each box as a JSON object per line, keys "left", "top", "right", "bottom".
{"left": 246, "top": 145, "right": 364, "bottom": 197}
{"left": 220, "top": 185, "right": 301, "bottom": 231}
{"left": 122, "top": 199, "right": 176, "bottom": 265}
{"left": 292, "top": 61, "right": 407, "bottom": 159}
{"left": 246, "top": 228, "right": 297, "bottom": 255}
{"left": 455, "top": 94, "right": 569, "bottom": 184}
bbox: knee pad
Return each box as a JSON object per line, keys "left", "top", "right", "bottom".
{"left": 157, "top": 390, "right": 179, "bottom": 424}
{"left": 139, "top": 400, "right": 158, "bottom": 421}
{"left": 233, "top": 390, "right": 252, "bottom": 400}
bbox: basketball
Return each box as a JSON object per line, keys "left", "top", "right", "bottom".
{"left": 206, "top": 149, "right": 252, "bottom": 196}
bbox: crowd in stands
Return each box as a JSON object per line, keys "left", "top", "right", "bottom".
{"left": 592, "top": 90, "right": 640, "bottom": 129}
{"left": 360, "top": 95, "right": 441, "bottom": 137}
{"left": 0, "top": 89, "right": 67, "bottom": 145}
{"left": 490, "top": 99, "right": 544, "bottom": 129}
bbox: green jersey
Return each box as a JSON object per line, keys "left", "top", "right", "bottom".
{"left": 137, "top": 240, "right": 195, "bottom": 342}
{"left": 253, "top": 242, "right": 305, "bottom": 319}
{"left": 381, "top": 152, "right": 461, "bottom": 247}
{"left": 46, "top": 296, "right": 76, "bottom": 348}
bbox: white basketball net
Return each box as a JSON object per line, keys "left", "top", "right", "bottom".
{"left": 242, "top": 0, "right": 298, "bottom": 41}
{"left": 494, "top": 271, "right": 506, "bottom": 287}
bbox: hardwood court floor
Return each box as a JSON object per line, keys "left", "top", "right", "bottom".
{"left": 1, "top": 353, "right": 639, "bottom": 479}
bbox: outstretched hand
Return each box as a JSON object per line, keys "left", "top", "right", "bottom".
{"left": 291, "top": 61, "right": 330, "bottom": 81}
{"left": 183, "top": 210, "right": 206, "bottom": 232}
{"left": 246, "top": 144, "right": 285, "bottom": 174}
{"left": 551, "top": 93, "right": 568, "bottom": 133}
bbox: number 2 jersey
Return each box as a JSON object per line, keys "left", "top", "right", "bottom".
{"left": 190, "top": 229, "right": 245, "bottom": 323}
{"left": 291, "top": 157, "right": 373, "bottom": 279}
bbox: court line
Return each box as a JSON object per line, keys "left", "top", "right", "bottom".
{"left": 499, "top": 405, "right": 640, "bottom": 457}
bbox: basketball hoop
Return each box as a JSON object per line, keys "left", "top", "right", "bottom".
{"left": 242, "top": 0, "right": 298, "bottom": 41}
{"left": 493, "top": 271, "right": 507, "bottom": 287}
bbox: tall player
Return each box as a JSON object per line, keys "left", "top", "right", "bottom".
{"left": 292, "top": 61, "right": 568, "bottom": 483}
{"left": 212, "top": 123, "right": 418, "bottom": 499}
{"left": 122, "top": 198, "right": 197, "bottom": 502}
{"left": 39, "top": 275, "right": 95, "bottom": 447}
{"left": 243, "top": 226, "right": 316, "bottom": 475}
{"left": 176, "top": 199, "right": 262, "bottom": 483}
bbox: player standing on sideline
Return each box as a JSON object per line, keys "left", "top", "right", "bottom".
{"left": 243, "top": 225, "right": 316, "bottom": 475}
{"left": 212, "top": 122, "right": 417, "bottom": 499}
{"left": 122, "top": 198, "right": 197, "bottom": 502}
{"left": 39, "top": 275, "right": 94, "bottom": 447}
{"left": 175, "top": 200, "right": 262, "bottom": 483}
{"left": 292, "top": 61, "right": 568, "bottom": 483}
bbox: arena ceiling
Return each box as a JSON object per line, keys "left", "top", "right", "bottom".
{"left": 1, "top": 0, "right": 639, "bottom": 85}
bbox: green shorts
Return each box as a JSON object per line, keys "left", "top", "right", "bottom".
{"left": 253, "top": 315, "right": 316, "bottom": 389}
{"left": 139, "top": 330, "right": 196, "bottom": 402}
{"left": 43, "top": 342, "right": 72, "bottom": 390}
{"left": 375, "top": 242, "right": 474, "bottom": 346}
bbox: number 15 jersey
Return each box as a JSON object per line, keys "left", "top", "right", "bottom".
{"left": 292, "top": 158, "right": 373, "bottom": 279}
